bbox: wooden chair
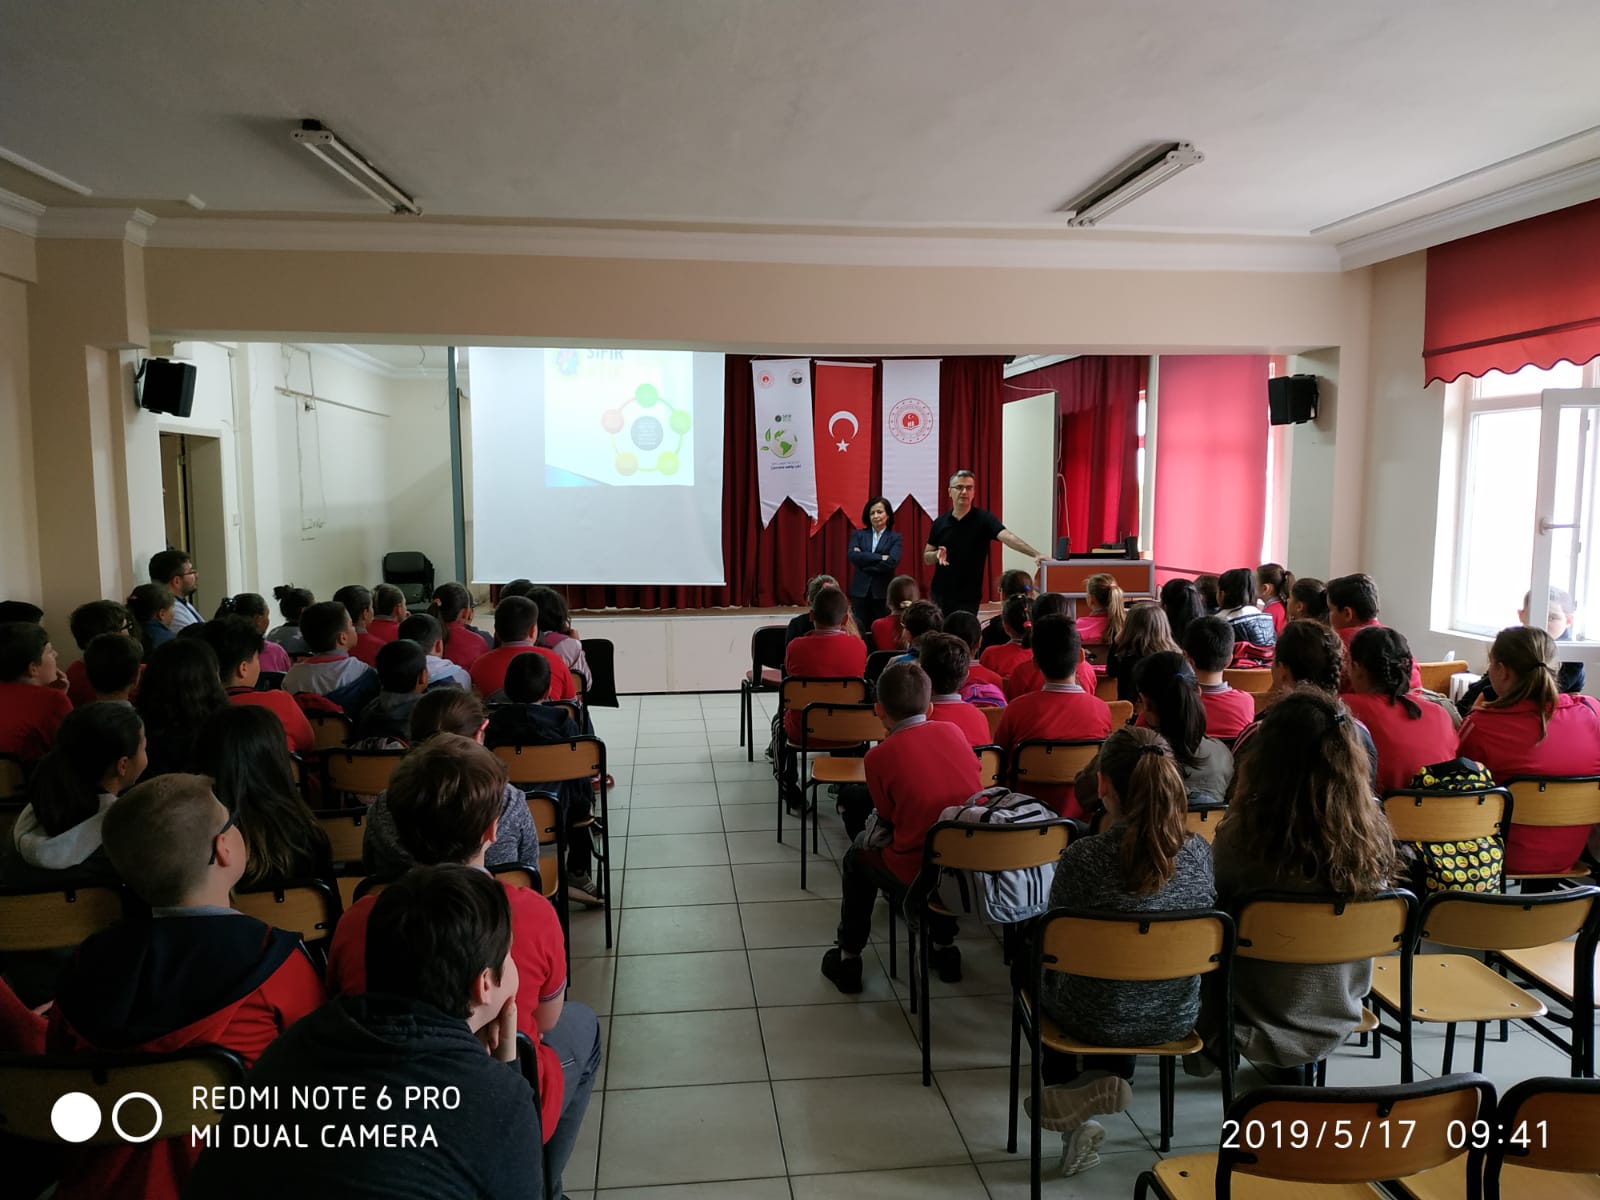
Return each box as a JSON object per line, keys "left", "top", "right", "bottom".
{"left": 1016, "top": 908, "right": 1235, "bottom": 1189}
{"left": 314, "top": 808, "right": 370, "bottom": 867}
{"left": 976, "top": 744, "right": 1005, "bottom": 788}
{"left": 1135, "top": 1073, "right": 1495, "bottom": 1200}
{"left": 1418, "top": 660, "right": 1468, "bottom": 695}
{"left": 1482, "top": 1076, "right": 1600, "bottom": 1199}
{"left": 1382, "top": 787, "right": 1511, "bottom": 849}
{"left": 0, "top": 1045, "right": 246, "bottom": 1147}
{"left": 1094, "top": 676, "right": 1120, "bottom": 702}
{"left": 1502, "top": 777, "right": 1600, "bottom": 883}
{"left": 983, "top": 705, "right": 1005, "bottom": 739}
{"left": 1252, "top": 689, "right": 1277, "bottom": 715}
{"left": 1494, "top": 898, "right": 1600, "bottom": 1079}
{"left": 1223, "top": 668, "right": 1273, "bottom": 693}
{"left": 0, "top": 885, "right": 125, "bottom": 952}
{"left": 1009, "top": 739, "right": 1102, "bottom": 794}
{"left": 1107, "top": 699, "right": 1134, "bottom": 727}
{"left": 0, "top": 752, "right": 25, "bottom": 799}
{"left": 797, "top": 702, "right": 884, "bottom": 890}
{"left": 1234, "top": 890, "right": 1417, "bottom": 1085}
{"left": 739, "top": 624, "right": 787, "bottom": 759}
{"left": 307, "top": 712, "right": 352, "bottom": 750}
{"left": 490, "top": 861, "right": 543, "bottom": 893}
{"left": 232, "top": 878, "right": 342, "bottom": 948}
{"left": 322, "top": 747, "right": 408, "bottom": 806}
{"left": 905, "top": 819, "right": 1074, "bottom": 1087}
{"left": 1184, "top": 804, "right": 1227, "bottom": 844}
{"left": 1370, "top": 887, "right": 1600, "bottom": 1079}
{"left": 776, "top": 675, "right": 867, "bottom": 833}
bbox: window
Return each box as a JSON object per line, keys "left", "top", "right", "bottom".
{"left": 1452, "top": 357, "right": 1600, "bottom": 637}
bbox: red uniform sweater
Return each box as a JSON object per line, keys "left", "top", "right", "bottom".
{"left": 870, "top": 614, "right": 902, "bottom": 652}
{"left": 351, "top": 628, "right": 388, "bottom": 668}
{"left": 929, "top": 697, "right": 992, "bottom": 747}
{"left": 965, "top": 661, "right": 1004, "bottom": 690}
{"left": 66, "top": 658, "right": 96, "bottom": 708}
{"left": 980, "top": 641, "right": 1030, "bottom": 679}
{"left": 470, "top": 642, "right": 577, "bottom": 701}
{"left": 1199, "top": 684, "right": 1255, "bottom": 740}
{"left": 441, "top": 621, "right": 490, "bottom": 670}
{"left": 1263, "top": 598, "right": 1288, "bottom": 634}
{"left": 0, "top": 680, "right": 73, "bottom": 764}
{"left": 1338, "top": 621, "right": 1423, "bottom": 691}
{"left": 1341, "top": 690, "right": 1459, "bottom": 795}
{"left": 226, "top": 686, "right": 316, "bottom": 754}
{"left": 994, "top": 686, "right": 1114, "bottom": 817}
{"left": 782, "top": 630, "right": 869, "bottom": 742}
{"left": 865, "top": 718, "right": 983, "bottom": 883}
{"left": 1004, "top": 658, "right": 1098, "bottom": 702}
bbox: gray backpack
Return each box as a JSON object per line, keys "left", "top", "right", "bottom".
{"left": 935, "top": 786, "right": 1061, "bottom": 925}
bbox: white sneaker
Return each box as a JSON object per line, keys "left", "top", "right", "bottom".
{"left": 1024, "top": 1071, "right": 1132, "bottom": 1132}
{"left": 1060, "top": 1119, "right": 1106, "bottom": 1177}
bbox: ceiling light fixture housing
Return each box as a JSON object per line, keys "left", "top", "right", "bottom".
{"left": 290, "top": 119, "right": 421, "bottom": 215}
{"left": 1060, "top": 141, "right": 1203, "bottom": 227}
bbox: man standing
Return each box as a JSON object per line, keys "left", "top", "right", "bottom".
{"left": 923, "top": 470, "right": 1044, "bottom": 616}
{"left": 149, "top": 548, "right": 203, "bottom": 630}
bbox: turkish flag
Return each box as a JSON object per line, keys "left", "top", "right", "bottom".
{"left": 812, "top": 362, "right": 874, "bottom": 531}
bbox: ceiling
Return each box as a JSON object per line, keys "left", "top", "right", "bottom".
{"left": 4, "top": 1, "right": 1600, "bottom": 256}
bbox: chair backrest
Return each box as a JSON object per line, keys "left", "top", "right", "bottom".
{"left": 489, "top": 862, "right": 543, "bottom": 893}
{"left": 925, "top": 819, "right": 1073, "bottom": 873}
{"left": 1107, "top": 699, "right": 1133, "bottom": 727}
{"left": 779, "top": 676, "right": 867, "bottom": 713}
{"left": 1224, "top": 668, "right": 1274, "bottom": 693}
{"left": 580, "top": 636, "right": 619, "bottom": 707}
{"left": 313, "top": 809, "right": 369, "bottom": 864}
{"left": 1184, "top": 805, "right": 1227, "bottom": 844}
{"left": 232, "top": 879, "right": 341, "bottom": 944}
{"left": 1039, "top": 908, "right": 1233, "bottom": 982}
{"left": 1011, "top": 739, "right": 1102, "bottom": 789}
{"left": 1418, "top": 886, "right": 1600, "bottom": 953}
{"left": 1489, "top": 1076, "right": 1600, "bottom": 1181}
{"left": 865, "top": 650, "right": 898, "bottom": 685}
{"left": 1251, "top": 690, "right": 1276, "bottom": 715}
{"left": 0, "top": 885, "right": 125, "bottom": 952}
{"left": 308, "top": 712, "right": 353, "bottom": 751}
{"left": 1418, "top": 660, "right": 1468, "bottom": 694}
{"left": 493, "top": 737, "right": 606, "bottom": 786}
{"left": 0, "top": 1045, "right": 246, "bottom": 1144}
{"left": 382, "top": 550, "right": 434, "bottom": 588}
{"left": 976, "top": 745, "right": 1005, "bottom": 788}
{"left": 801, "top": 702, "right": 885, "bottom": 749}
{"left": 1218, "top": 1073, "right": 1494, "bottom": 1187}
{"left": 521, "top": 793, "right": 562, "bottom": 899}
{"left": 1503, "top": 776, "right": 1600, "bottom": 828}
{"left": 983, "top": 706, "right": 1005, "bottom": 738}
{"left": 751, "top": 625, "right": 788, "bottom": 673}
{"left": 1094, "top": 676, "right": 1119, "bottom": 702}
{"left": 0, "top": 753, "right": 27, "bottom": 799}
{"left": 323, "top": 748, "right": 408, "bottom": 798}
{"left": 1380, "top": 788, "right": 1510, "bottom": 844}
{"left": 1234, "top": 890, "right": 1415, "bottom": 966}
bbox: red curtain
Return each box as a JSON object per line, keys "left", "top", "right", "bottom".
{"left": 559, "top": 356, "right": 1006, "bottom": 610}
{"left": 1424, "top": 198, "right": 1600, "bottom": 385}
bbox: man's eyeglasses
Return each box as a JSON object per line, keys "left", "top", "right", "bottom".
{"left": 208, "top": 811, "right": 238, "bottom": 864}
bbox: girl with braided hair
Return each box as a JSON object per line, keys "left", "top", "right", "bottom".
{"left": 1341, "top": 626, "right": 1457, "bottom": 793}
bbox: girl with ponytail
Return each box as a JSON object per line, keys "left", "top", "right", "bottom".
{"left": 1133, "top": 651, "right": 1233, "bottom": 803}
{"left": 1255, "top": 563, "right": 1294, "bottom": 634}
{"left": 979, "top": 594, "right": 1033, "bottom": 678}
{"left": 1106, "top": 603, "right": 1180, "bottom": 702}
{"left": 1002, "top": 593, "right": 1100, "bottom": 700}
{"left": 1078, "top": 574, "right": 1127, "bottom": 647}
{"left": 1457, "top": 625, "right": 1600, "bottom": 875}
{"left": 215, "top": 592, "right": 290, "bottom": 674}
{"left": 431, "top": 582, "right": 491, "bottom": 670}
{"left": 267, "top": 584, "right": 314, "bottom": 659}
{"left": 1340, "top": 626, "right": 1456, "bottom": 793}
{"left": 1034, "top": 725, "right": 1215, "bottom": 1176}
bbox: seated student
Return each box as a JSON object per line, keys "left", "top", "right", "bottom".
{"left": 193, "top": 706, "right": 333, "bottom": 889}
{"left": 1034, "top": 726, "right": 1215, "bottom": 1178}
{"left": 432, "top": 581, "right": 492, "bottom": 669}
{"left": 0, "top": 599, "right": 43, "bottom": 624}
{"left": 126, "top": 582, "right": 175, "bottom": 661}
{"left": 920, "top": 632, "right": 993, "bottom": 747}
{"left": 330, "top": 583, "right": 383, "bottom": 669}
{"left": 1256, "top": 563, "right": 1294, "bottom": 634}
{"left": 1132, "top": 652, "right": 1232, "bottom": 804}
{"left": 185, "top": 864, "right": 546, "bottom": 1200}
{"left": 980, "top": 568, "right": 1035, "bottom": 651}
{"left": 354, "top": 638, "right": 429, "bottom": 740}
{"left": 1004, "top": 594, "right": 1100, "bottom": 701}
{"left": 64, "top": 600, "right": 136, "bottom": 706}
{"left": 1076, "top": 573, "right": 1126, "bottom": 647}
{"left": 1194, "top": 573, "right": 1221, "bottom": 613}
{"left": 1104, "top": 603, "right": 1182, "bottom": 703}
{"left": 202, "top": 615, "right": 315, "bottom": 754}
{"left": 133, "top": 639, "right": 229, "bottom": 778}
{"left": 979, "top": 594, "right": 1033, "bottom": 679}
{"left": 994, "top": 615, "right": 1114, "bottom": 817}
{"left": 1341, "top": 626, "right": 1457, "bottom": 794}
{"left": 1457, "top": 626, "right": 1600, "bottom": 876}
{"left": 890, "top": 599, "right": 944, "bottom": 663}
{"left": 1288, "top": 575, "right": 1329, "bottom": 623}
{"left": 283, "top": 601, "right": 381, "bottom": 717}
{"left": 1327, "top": 573, "right": 1422, "bottom": 691}
{"left": 786, "top": 573, "right": 842, "bottom": 647}
{"left": 398, "top": 612, "right": 473, "bottom": 687}
{"left": 362, "top": 688, "right": 544, "bottom": 885}
{"left": 328, "top": 737, "right": 601, "bottom": 1198}
{"left": 0, "top": 620, "right": 73, "bottom": 764}
{"left": 943, "top": 610, "right": 1006, "bottom": 694}
{"left": 1458, "top": 586, "right": 1588, "bottom": 713}
{"left": 47, "top": 773, "right": 325, "bottom": 1200}
{"left": 1214, "top": 567, "right": 1276, "bottom": 667}
{"left": 267, "top": 584, "right": 314, "bottom": 658}
{"left": 1181, "top": 616, "right": 1255, "bottom": 741}
{"left": 871, "top": 574, "right": 920, "bottom": 651}
{"left": 1160, "top": 578, "right": 1208, "bottom": 646}
{"left": 0, "top": 703, "right": 145, "bottom": 889}
{"left": 363, "top": 582, "right": 409, "bottom": 654}
{"left": 821, "top": 662, "right": 981, "bottom": 993}
{"left": 469, "top": 595, "right": 577, "bottom": 701}
{"left": 213, "top": 593, "right": 291, "bottom": 674}
{"left": 81, "top": 631, "right": 143, "bottom": 703}
{"left": 530, "top": 584, "right": 592, "bottom": 688}
{"left": 1205, "top": 689, "right": 1396, "bottom": 1076}
{"left": 779, "top": 585, "right": 869, "bottom": 812}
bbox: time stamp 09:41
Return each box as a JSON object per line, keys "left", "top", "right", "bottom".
{"left": 1221, "top": 1118, "right": 1548, "bottom": 1152}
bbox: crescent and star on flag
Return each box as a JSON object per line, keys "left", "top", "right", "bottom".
{"left": 828, "top": 410, "right": 858, "bottom": 451}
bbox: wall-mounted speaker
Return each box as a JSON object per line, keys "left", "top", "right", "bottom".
{"left": 1268, "top": 374, "right": 1318, "bottom": 426}
{"left": 140, "top": 359, "right": 197, "bottom": 418}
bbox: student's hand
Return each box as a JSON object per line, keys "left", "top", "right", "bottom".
{"left": 479, "top": 995, "right": 518, "bottom": 1062}
{"left": 48, "top": 669, "right": 69, "bottom": 692}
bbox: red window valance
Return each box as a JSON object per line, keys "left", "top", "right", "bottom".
{"left": 1423, "top": 197, "right": 1600, "bottom": 386}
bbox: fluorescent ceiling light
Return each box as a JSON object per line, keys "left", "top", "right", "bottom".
{"left": 1060, "top": 142, "right": 1203, "bottom": 227}
{"left": 291, "top": 120, "right": 421, "bottom": 215}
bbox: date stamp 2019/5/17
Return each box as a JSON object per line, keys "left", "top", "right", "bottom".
{"left": 1221, "top": 1118, "right": 1416, "bottom": 1152}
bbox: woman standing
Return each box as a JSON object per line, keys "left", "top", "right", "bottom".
{"left": 845, "top": 495, "right": 902, "bottom": 640}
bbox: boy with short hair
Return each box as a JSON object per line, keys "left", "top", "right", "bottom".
{"left": 0, "top": 621, "right": 73, "bottom": 764}
{"left": 65, "top": 599, "right": 136, "bottom": 706}
{"left": 82, "top": 631, "right": 143, "bottom": 703}
{"left": 398, "top": 612, "right": 472, "bottom": 688}
{"left": 327, "top": 736, "right": 601, "bottom": 1198}
{"left": 1181, "top": 616, "right": 1255, "bottom": 740}
{"left": 355, "top": 638, "right": 430, "bottom": 740}
{"left": 333, "top": 583, "right": 385, "bottom": 668}
{"left": 890, "top": 599, "right": 945, "bottom": 663}
{"left": 920, "top": 632, "right": 991, "bottom": 747}
{"left": 283, "top": 600, "right": 381, "bottom": 716}
{"left": 49, "top": 773, "right": 324, "bottom": 1198}
{"left": 821, "top": 662, "right": 981, "bottom": 993}
{"left": 943, "top": 610, "right": 1005, "bottom": 691}
{"left": 994, "top": 615, "right": 1114, "bottom": 816}
{"left": 1326, "top": 573, "right": 1422, "bottom": 691}
{"left": 185, "top": 864, "right": 544, "bottom": 1200}
{"left": 779, "top": 586, "right": 869, "bottom": 812}
{"left": 201, "top": 615, "right": 317, "bottom": 753}
{"left": 469, "top": 595, "right": 577, "bottom": 701}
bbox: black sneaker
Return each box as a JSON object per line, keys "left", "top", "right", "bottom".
{"left": 820, "top": 947, "right": 864, "bottom": 994}
{"left": 929, "top": 944, "right": 963, "bottom": 984}
{"left": 784, "top": 785, "right": 815, "bottom": 816}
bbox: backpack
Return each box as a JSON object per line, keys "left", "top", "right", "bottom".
{"left": 959, "top": 679, "right": 1007, "bottom": 708}
{"left": 934, "top": 786, "right": 1061, "bottom": 925}
{"left": 1401, "top": 757, "right": 1505, "bottom": 895}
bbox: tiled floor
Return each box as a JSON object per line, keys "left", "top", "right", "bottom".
{"left": 554, "top": 692, "right": 1583, "bottom": 1199}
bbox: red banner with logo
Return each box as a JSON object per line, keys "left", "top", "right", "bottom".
{"left": 811, "top": 362, "right": 875, "bottom": 532}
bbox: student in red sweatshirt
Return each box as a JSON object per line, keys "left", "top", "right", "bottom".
{"left": 1341, "top": 626, "right": 1457, "bottom": 794}
{"left": 1003, "top": 594, "right": 1100, "bottom": 700}
{"left": 333, "top": 583, "right": 387, "bottom": 669}
{"left": 65, "top": 600, "right": 137, "bottom": 707}
{"left": 943, "top": 610, "right": 1005, "bottom": 691}
{"left": 921, "top": 632, "right": 993, "bottom": 747}
{"left": 361, "top": 583, "right": 409, "bottom": 656}
{"left": 201, "top": 616, "right": 316, "bottom": 754}
{"left": 1327, "top": 573, "right": 1423, "bottom": 692}
{"left": 980, "top": 594, "right": 1033, "bottom": 679}
{"left": 871, "top": 575, "right": 921, "bottom": 651}
{"left": 995, "top": 614, "right": 1114, "bottom": 816}
{"left": 470, "top": 595, "right": 576, "bottom": 701}
{"left": 432, "top": 581, "right": 492, "bottom": 670}
{"left": 0, "top": 621, "right": 72, "bottom": 765}
{"left": 821, "top": 662, "right": 981, "bottom": 993}
{"left": 780, "top": 586, "right": 869, "bottom": 810}
{"left": 1181, "top": 616, "right": 1256, "bottom": 740}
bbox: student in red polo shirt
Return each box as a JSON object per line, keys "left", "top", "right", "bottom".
{"left": 980, "top": 595, "right": 1032, "bottom": 680}
{"left": 821, "top": 662, "right": 981, "bottom": 993}
{"left": 469, "top": 595, "right": 576, "bottom": 701}
{"left": 362, "top": 583, "right": 408, "bottom": 653}
{"left": 1327, "top": 573, "right": 1423, "bottom": 692}
{"left": 333, "top": 584, "right": 387, "bottom": 668}
{"left": 0, "top": 621, "right": 73, "bottom": 765}
{"left": 780, "top": 586, "right": 869, "bottom": 811}
{"left": 432, "top": 582, "right": 492, "bottom": 671}
{"left": 65, "top": 600, "right": 137, "bottom": 707}
{"left": 1003, "top": 594, "right": 1100, "bottom": 701}
{"left": 871, "top": 575, "right": 920, "bottom": 651}
{"left": 921, "top": 633, "right": 992, "bottom": 747}
{"left": 1457, "top": 626, "right": 1600, "bottom": 876}
{"left": 1341, "top": 626, "right": 1457, "bottom": 794}
{"left": 943, "top": 611, "right": 1005, "bottom": 691}
{"left": 1181, "top": 616, "right": 1256, "bottom": 740}
{"left": 200, "top": 616, "right": 316, "bottom": 755}
{"left": 994, "top": 615, "right": 1113, "bottom": 816}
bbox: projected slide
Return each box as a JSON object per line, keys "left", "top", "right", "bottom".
{"left": 543, "top": 349, "right": 696, "bottom": 486}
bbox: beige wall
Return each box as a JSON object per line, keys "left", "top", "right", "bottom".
{"left": 0, "top": 274, "right": 41, "bottom": 604}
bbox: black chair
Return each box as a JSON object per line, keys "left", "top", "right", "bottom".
{"left": 581, "top": 637, "right": 619, "bottom": 707}
{"left": 864, "top": 649, "right": 898, "bottom": 688}
{"left": 382, "top": 551, "right": 435, "bottom": 608}
{"left": 740, "top": 625, "right": 788, "bottom": 760}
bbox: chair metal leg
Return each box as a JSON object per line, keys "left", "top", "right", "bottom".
{"left": 1473, "top": 1021, "right": 1487, "bottom": 1074}
{"left": 1007, "top": 995, "right": 1021, "bottom": 1155}
{"left": 738, "top": 684, "right": 747, "bottom": 749}
{"left": 1029, "top": 1014, "right": 1043, "bottom": 1200}
{"left": 1316, "top": 1059, "right": 1327, "bottom": 1087}
{"left": 1159, "top": 1055, "right": 1175, "bottom": 1152}
{"left": 1443, "top": 1022, "right": 1457, "bottom": 1074}
{"left": 919, "top": 918, "right": 933, "bottom": 1086}
{"left": 887, "top": 904, "right": 898, "bottom": 980}
{"left": 597, "top": 782, "right": 613, "bottom": 950}
{"left": 743, "top": 686, "right": 754, "bottom": 761}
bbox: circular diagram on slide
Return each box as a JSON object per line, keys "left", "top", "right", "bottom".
{"left": 601, "top": 383, "right": 691, "bottom": 476}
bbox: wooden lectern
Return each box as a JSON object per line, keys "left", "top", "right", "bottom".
{"left": 1037, "top": 558, "right": 1156, "bottom": 616}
